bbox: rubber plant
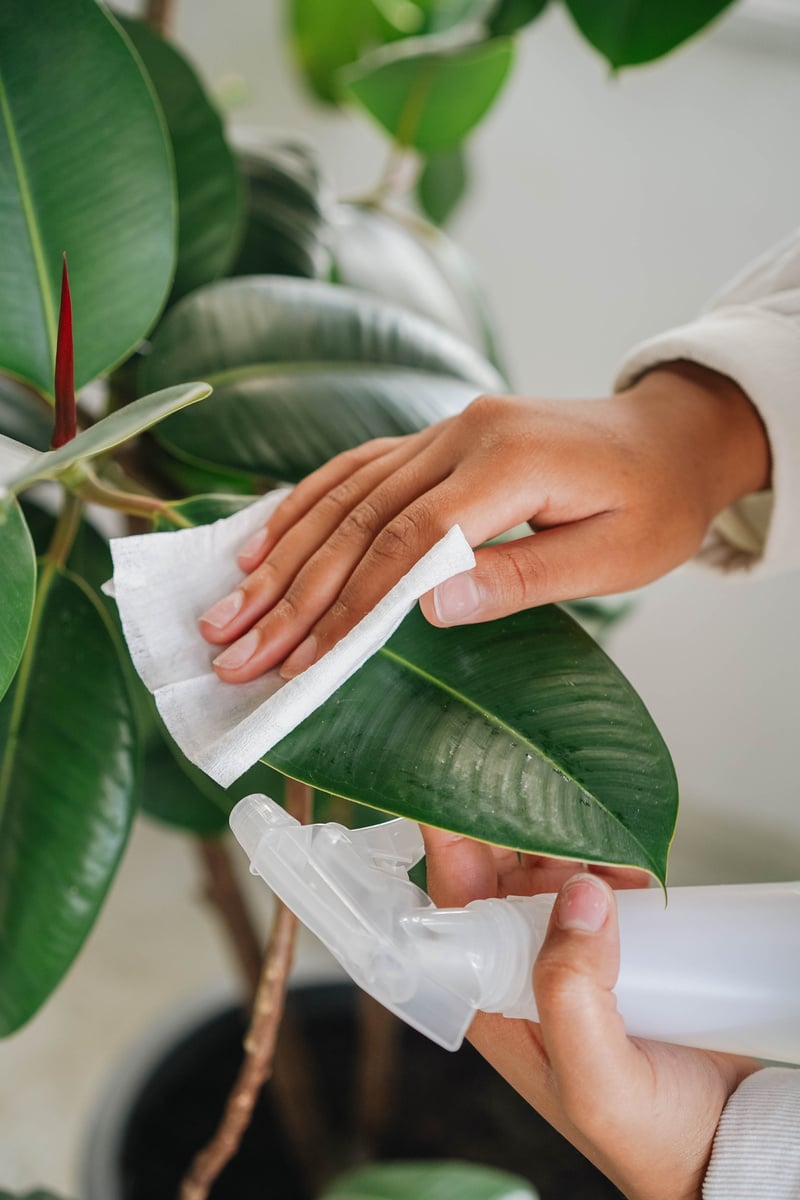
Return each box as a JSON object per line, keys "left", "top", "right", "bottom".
{"left": 0, "top": 0, "right": 739, "bottom": 1196}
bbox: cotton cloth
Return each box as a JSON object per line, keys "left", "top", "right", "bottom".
{"left": 108, "top": 489, "right": 475, "bottom": 788}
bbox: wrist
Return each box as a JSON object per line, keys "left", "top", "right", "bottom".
{"left": 624, "top": 361, "right": 771, "bottom": 516}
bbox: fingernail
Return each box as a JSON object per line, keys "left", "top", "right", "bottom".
{"left": 213, "top": 628, "right": 260, "bottom": 671}
{"left": 199, "top": 588, "right": 245, "bottom": 629}
{"left": 433, "top": 572, "right": 481, "bottom": 624}
{"left": 238, "top": 527, "right": 269, "bottom": 562}
{"left": 279, "top": 634, "right": 318, "bottom": 680}
{"left": 556, "top": 874, "right": 610, "bottom": 933}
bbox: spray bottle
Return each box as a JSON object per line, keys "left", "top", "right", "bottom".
{"left": 230, "top": 793, "right": 800, "bottom": 1062}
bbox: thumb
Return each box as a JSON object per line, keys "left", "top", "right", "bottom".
{"left": 533, "top": 874, "right": 643, "bottom": 1113}
{"left": 422, "top": 517, "right": 646, "bottom": 626}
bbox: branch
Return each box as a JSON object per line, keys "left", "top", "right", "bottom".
{"left": 196, "top": 837, "right": 263, "bottom": 1004}
{"left": 180, "top": 781, "right": 319, "bottom": 1200}
{"left": 144, "top": 0, "right": 175, "bottom": 36}
{"left": 353, "top": 992, "right": 401, "bottom": 1158}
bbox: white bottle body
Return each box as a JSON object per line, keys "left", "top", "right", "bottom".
{"left": 487, "top": 882, "right": 800, "bottom": 1063}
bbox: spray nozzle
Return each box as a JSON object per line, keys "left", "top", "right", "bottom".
{"left": 229, "top": 794, "right": 532, "bottom": 1049}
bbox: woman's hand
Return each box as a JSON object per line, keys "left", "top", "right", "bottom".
{"left": 198, "top": 363, "right": 769, "bottom": 683}
{"left": 421, "top": 832, "right": 760, "bottom": 1200}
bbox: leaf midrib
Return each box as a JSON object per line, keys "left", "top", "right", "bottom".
{"left": 0, "top": 73, "right": 57, "bottom": 365}
{"left": 378, "top": 644, "right": 659, "bottom": 873}
{"left": 182, "top": 361, "right": 479, "bottom": 390}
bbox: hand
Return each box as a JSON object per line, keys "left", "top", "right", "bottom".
{"left": 421, "top": 831, "right": 760, "bottom": 1200}
{"left": 199, "top": 363, "right": 769, "bottom": 683}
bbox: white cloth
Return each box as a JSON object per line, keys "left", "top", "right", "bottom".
{"left": 616, "top": 227, "right": 800, "bottom": 578}
{"left": 618, "top": 229, "right": 800, "bottom": 1198}
{"left": 108, "top": 490, "right": 475, "bottom": 788}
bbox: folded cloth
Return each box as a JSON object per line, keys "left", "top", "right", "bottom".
{"left": 107, "top": 490, "right": 476, "bottom": 788}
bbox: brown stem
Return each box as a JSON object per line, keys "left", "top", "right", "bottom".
{"left": 144, "top": 0, "right": 175, "bottom": 36}
{"left": 196, "top": 838, "right": 263, "bottom": 1004}
{"left": 353, "top": 992, "right": 401, "bottom": 1159}
{"left": 180, "top": 781, "right": 319, "bottom": 1200}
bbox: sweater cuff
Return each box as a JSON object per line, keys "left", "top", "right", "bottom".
{"left": 703, "top": 1067, "right": 800, "bottom": 1199}
{"left": 616, "top": 306, "right": 800, "bottom": 577}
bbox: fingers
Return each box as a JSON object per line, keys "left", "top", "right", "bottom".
{"left": 205, "top": 450, "right": 456, "bottom": 682}
{"left": 421, "top": 511, "right": 671, "bottom": 628}
{"left": 533, "top": 874, "right": 644, "bottom": 1117}
{"left": 421, "top": 827, "right": 500, "bottom": 907}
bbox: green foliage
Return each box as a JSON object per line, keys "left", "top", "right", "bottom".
{"left": 290, "top": 0, "right": 409, "bottom": 103}
{"left": 0, "top": 500, "right": 36, "bottom": 702}
{"left": 0, "top": 1192, "right": 74, "bottom": 1200}
{"left": 143, "top": 277, "right": 500, "bottom": 481}
{"left": 346, "top": 35, "right": 514, "bottom": 152}
{"left": 233, "top": 143, "right": 331, "bottom": 279}
{"left": 321, "top": 1160, "right": 539, "bottom": 1199}
{"left": 0, "top": 377, "right": 52, "bottom": 450}
{"left": 0, "top": 568, "right": 138, "bottom": 1034}
{"left": 332, "top": 204, "right": 498, "bottom": 358}
{"left": 417, "top": 146, "right": 468, "bottom": 226}
{"left": 2, "top": 383, "right": 211, "bottom": 496}
{"left": 0, "top": 0, "right": 175, "bottom": 395}
{"left": 487, "top": 0, "right": 549, "bottom": 37}
{"left": 266, "top": 605, "right": 677, "bottom": 882}
{"left": 117, "top": 17, "right": 244, "bottom": 302}
{"left": 564, "top": 0, "right": 739, "bottom": 68}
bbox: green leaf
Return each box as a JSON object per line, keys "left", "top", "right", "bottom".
{"left": 3, "top": 382, "right": 211, "bottom": 496}
{"left": 0, "top": 376, "right": 53, "bottom": 450}
{"left": 564, "top": 0, "right": 738, "bottom": 68}
{"left": 487, "top": 0, "right": 548, "bottom": 36}
{"left": 0, "top": 0, "right": 176, "bottom": 395}
{"left": 321, "top": 1161, "right": 539, "bottom": 1200}
{"left": 265, "top": 605, "right": 677, "bottom": 882}
{"left": 417, "top": 145, "right": 468, "bottom": 226}
{"left": 233, "top": 142, "right": 331, "bottom": 280}
{"left": 345, "top": 35, "right": 514, "bottom": 152}
{"left": 333, "top": 205, "right": 501, "bottom": 366}
{"left": 142, "top": 277, "right": 501, "bottom": 481}
{"left": 418, "top": 0, "right": 497, "bottom": 33}
{"left": 290, "top": 0, "right": 411, "bottom": 103}
{"left": 0, "top": 500, "right": 36, "bottom": 703}
{"left": 117, "top": 17, "right": 244, "bottom": 302}
{"left": 0, "top": 568, "right": 138, "bottom": 1034}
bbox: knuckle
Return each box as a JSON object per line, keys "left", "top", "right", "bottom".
{"left": 371, "top": 509, "right": 424, "bottom": 563}
{"left": 463, "top": 393, "right": 507, "bottom": 426}
{"left": 322, "top": 475, "right": 366, "bottom": 517}
{"left": 338, "top": 497, "right": 385, "bottom": 541}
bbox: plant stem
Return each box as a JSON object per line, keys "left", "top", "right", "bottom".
{"left": 353, "top": 993, "right": 401, "bottom": 1159}
{"left": 179, "top": 781, "right": 316, "bottom": 1200}
{"left": 46, "top": 490, "right": 83, "bottom": 568}
{"left": 74, "top": 467, "right": 192, "bottom": 527}
{"left": 144, "top": 0, "right": 176, "bottom": 36}
{"left": 197, "top": 837, "right": 263, "bottom": 1004}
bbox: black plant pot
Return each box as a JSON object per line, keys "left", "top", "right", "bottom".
{"left": 84, "top": 982, "right": 623, "bottom": 1200}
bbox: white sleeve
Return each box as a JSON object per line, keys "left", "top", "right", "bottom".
{"left": 615, "top": 229, "right": 800, "bottom": 577}
{"left": 703, "top": 1067, "right": 800, "bottom": 1199}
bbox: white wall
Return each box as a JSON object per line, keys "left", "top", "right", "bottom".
{"left": 169, "top": 0, "right": 800, "bottom": 880}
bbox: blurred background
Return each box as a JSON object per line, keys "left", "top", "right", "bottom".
{"left": 3, "top": 0, "right": 800, "bottom": 1191}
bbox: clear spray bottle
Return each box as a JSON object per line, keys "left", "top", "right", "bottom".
{"left": 230, "top": 793, "right": 800, "bottom": 1062}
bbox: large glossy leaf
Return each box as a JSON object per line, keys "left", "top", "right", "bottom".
{"left": 0, "top": 376, "right": 52, "bottom": 450}
{"left": 266, "top": 605, "right": 677, "bottom": 882}
{"left": 2, "top": 382, "right": 211, "bottom": 496}
{"left": 233, "top": 142, "right": 331, "bottom": 280}
{"left": 142, "top": 277, "right": 501, "bottom": 481}
{"left": 321, "top": 1161, "right": 539, "bottom": 1200}
{"left": 564, "top": 0, "right": 738, "bottom": 67}
{"left": 290, "top": 0, "right": 410, "bottom": 103}
{"left": 333, "top": 204, "right": 502, "bottom": 366}
{"left": 0, "top": 0, "right": 176, "bottom": 395}
{"left": 0, "top": 568, "right": 138, "bottom": 1034}
{"left": 117, "top": 17, "right": 243, "bottom": 302}
{"left": 345, "top": 35, "right": 514, "bottom": 152}
{"left": 0, "top": 499, "right": 36, "bottom": 703}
